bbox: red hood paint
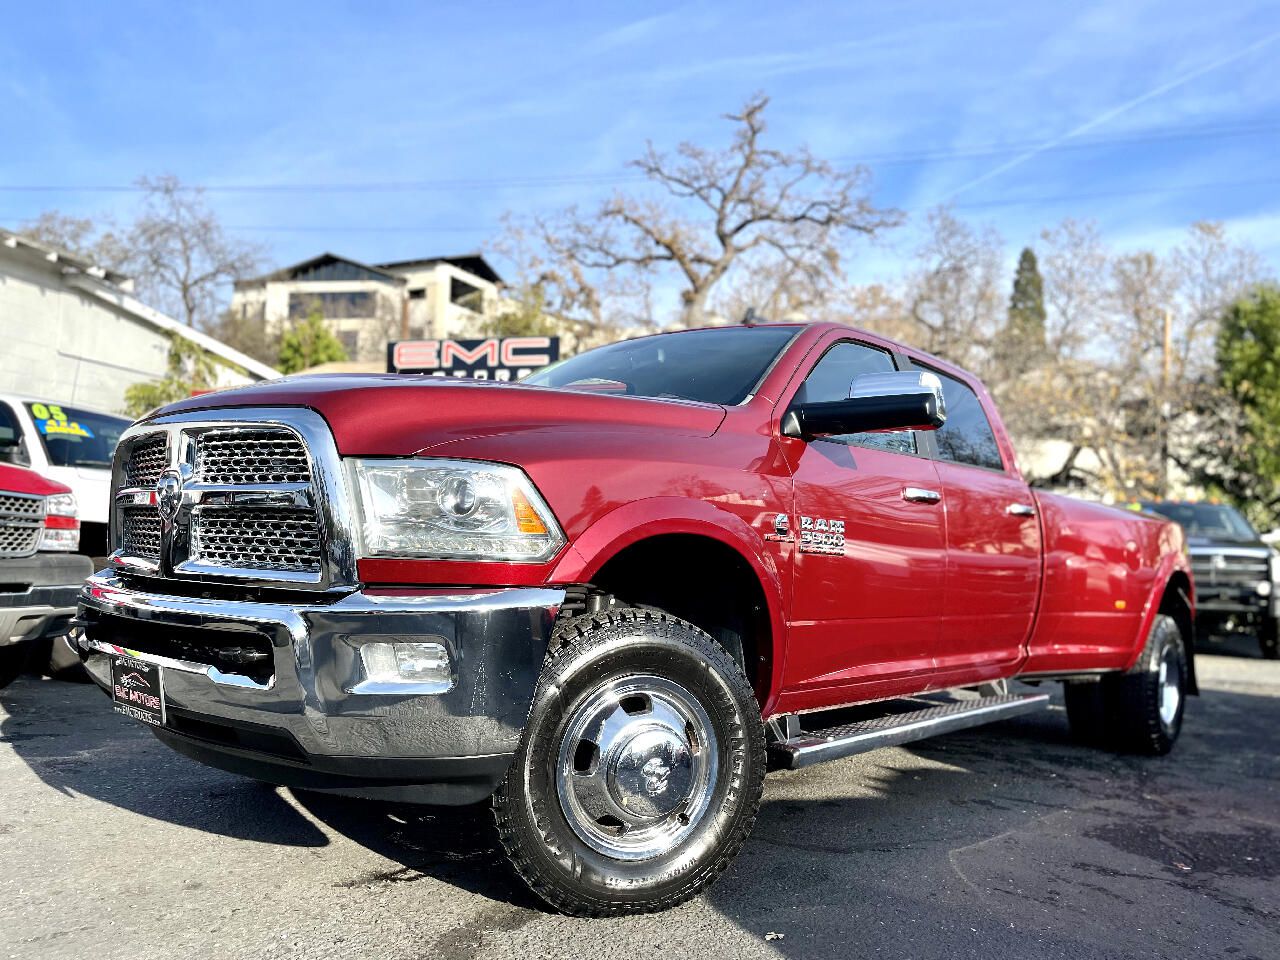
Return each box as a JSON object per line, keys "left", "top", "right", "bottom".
{"left": 0, "top": 462, "right": 72, "bottom": 498}
{"left": 153, "top": 376, "right": 727, "bottom": 455}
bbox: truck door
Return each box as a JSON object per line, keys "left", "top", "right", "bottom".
{"left": 779, "top": 339, "right": 947, "bottom": 704}
{"left": 911, "top": 364, "right": 1041, "bottom": 676}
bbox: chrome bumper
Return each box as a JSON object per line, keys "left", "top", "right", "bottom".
{"left": 75, "top": 573, "right": 564, "bottom": 803}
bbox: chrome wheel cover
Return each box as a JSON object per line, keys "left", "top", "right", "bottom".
{"left": 555, "top": 674, "right": 719, "bottom": 861}
{"left": 1157, "top": 644, "right": 1182, "bottom": 729}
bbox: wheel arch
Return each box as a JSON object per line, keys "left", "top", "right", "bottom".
{"left": 1135, "top": 564, "right": 1197, "bottom": 695}
{"left": 550, "top": 498, "right": 787, "bottom": 713}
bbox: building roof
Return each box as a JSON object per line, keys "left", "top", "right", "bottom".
{"left": 235, "top": 252, "right": 406, "bottom": 289}
{"left": 374, "top": 253, "right": 502, "bottom": 285}
{"left": 1, "top": 228, "right": 133, "bottom": 287}
{"left": 1, "top": 227, "right": 280, "bottom": 381}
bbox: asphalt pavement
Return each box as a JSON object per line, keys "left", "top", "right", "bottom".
{"left": 1, "top": 638, "right": 1276, "bottom": 960}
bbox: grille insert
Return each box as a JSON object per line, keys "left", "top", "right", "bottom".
{"left": 121, "top": 508, "right": 162, "bottom": 562}
{"left": 191, "top": 509, "right": 321, "bottom": 572}
{"left": 194, "top": 430, "right": 311, "bottom": 485}
{"left": 0, "top": 492, "right": 43, "bottom": 558}
{"left": 89, "top": 612, "right": 276, "bottom": 686}
{"left": 125, "top": 434, "right": 169, "bottom": 488}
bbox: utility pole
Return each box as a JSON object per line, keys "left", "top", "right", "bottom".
{"left": 1159, "top": 307, "right": 1172, "bottom": 499}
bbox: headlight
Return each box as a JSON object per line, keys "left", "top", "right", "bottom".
{"left": 40, "top": 492, "right": 80, "bottom": 552}
{"left": 349, "top": 458, "right": 564, "bottom": 562}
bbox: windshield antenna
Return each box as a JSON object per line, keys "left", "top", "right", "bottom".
{"left": 742, "top": 307, "right": 763, "bottom": 327}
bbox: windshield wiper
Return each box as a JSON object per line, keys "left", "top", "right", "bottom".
{"left": 69, "top": 459, "right": 112, "bottom": 468}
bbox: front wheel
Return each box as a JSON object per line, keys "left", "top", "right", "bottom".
{"left": 492, "top": 608, "right": 765, "bottom": 916}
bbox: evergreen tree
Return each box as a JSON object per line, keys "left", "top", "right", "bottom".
{"left": 1007, "top": 247, "right": 1047, "bottom": 350}
{"left": 278, "top": 310, "right": 349, "bottom": 374}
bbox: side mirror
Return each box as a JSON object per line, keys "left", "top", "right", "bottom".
{"left": 783, "top": 370, "right": 947, "bottom": 441}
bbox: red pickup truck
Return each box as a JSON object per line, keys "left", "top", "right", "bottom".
{"left": 73, "top": 322, "right": 1194, "bottom": 916}
{"left": 1, "top": 463, "right": 93, "bottom": 687}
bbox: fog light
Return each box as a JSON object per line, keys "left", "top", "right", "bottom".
{"left": 1257, "top": 580, "right": 1272, "bottom": 597}
{"left": 354, "top": 639, "right": 452, "bottom": 693}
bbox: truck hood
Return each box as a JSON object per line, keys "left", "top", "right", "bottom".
{"left": 0, "top": 461, "right": 72, "bottom": 498}
{"left": 150, "top": 375, "right": 728, "bottom": 455}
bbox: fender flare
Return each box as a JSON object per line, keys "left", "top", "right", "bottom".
{"left": 549, "top": 497, "right": 789, "bottom": 713}
{"left": 1130, "top": 553, "right": 1198, "bottom": 693}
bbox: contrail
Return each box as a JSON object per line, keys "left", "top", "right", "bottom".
{"left": 946, "top": 28, "right": 1280, "bottom": 200}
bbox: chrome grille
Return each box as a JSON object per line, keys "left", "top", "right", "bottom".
{"left": 121, "top": 508, "right": 162, "bottom": 562}
{"left": 0, "top": 493, "right": 44, "bottom": 519}
{"left": 110, "top": 410, "right": 350, "bottom": 589}
{"left": 0, "top": 492, "right": 43, "bottom": 558}
{"left": 1190, "top": 553, "right": 1270, "bottom": 587}
{"left": 125, "top": 434, "right": 169, "bottom": 488}
{"left": 194, "top": 430, "right": 311, "bottom": 485}
{"left": 191, "top": 509, "right": 321, "bottom": 572}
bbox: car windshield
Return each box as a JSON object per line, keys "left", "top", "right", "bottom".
{"left": 24, "top": 401, "right": 131, "bottom": 469}
{"left": 523, "top": 325, "right": 801, "bottom": 406}
{"left": 1142, "top": 501, "right": 1259, "bottom": 542}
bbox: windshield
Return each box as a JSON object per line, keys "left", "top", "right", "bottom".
{"left": 523, "top": 326, "right": 801, "bottom": 405}
{"left": 24, "top": 402, "right": 131, "bottom": 469}
{"left": 1141, "top": 501, "right": 1259, "bottom": 542}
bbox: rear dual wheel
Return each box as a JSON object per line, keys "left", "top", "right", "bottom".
{"left": 493, "top": 607, "right": 765, "bottom": 917}
{"left": 1065, "top": 613, "right": 1188, "bottom": 755}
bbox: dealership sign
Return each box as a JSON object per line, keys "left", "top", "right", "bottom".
{"left": 387, "top": 336, "right": 559, "bottom": 380}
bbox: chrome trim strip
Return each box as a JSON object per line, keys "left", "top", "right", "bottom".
{"left": 348, "top": 679, "right": 454, "bottom": 696}
{"left": 78, "top": 634, "right": 273, "bottom": 689}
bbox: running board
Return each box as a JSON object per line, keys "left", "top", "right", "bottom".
{"left": 769, "top": 692, "right": 1051, "bottom": 770}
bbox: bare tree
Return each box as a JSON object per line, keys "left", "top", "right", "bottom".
{"left": 123, "top": 175, "right": 266, "bottom": 328}
{"left": 903, "top": 207, "right": 1005, "bottom": 373}
{"left": 19, "top": 177, "right": 266, "bottom": 332}
{"left": 506, "top": 94, "right": 900, "bottom": 328}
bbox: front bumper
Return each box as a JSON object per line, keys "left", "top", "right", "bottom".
{"left": 75, "top": 572, "right": 563, "bottom": 804}
{"left": 0, "top": 552, "right": 93, "bottom": 646}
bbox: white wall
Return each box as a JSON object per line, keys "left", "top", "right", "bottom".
{"left": 0, "top": 254, "right": 172, "bottom": 414}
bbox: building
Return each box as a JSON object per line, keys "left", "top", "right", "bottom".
{"left": 0, "top": 229, "right": 279, "bottom": 414}
{"left": 230, "top": 253, "right": 504, "bottom": 364}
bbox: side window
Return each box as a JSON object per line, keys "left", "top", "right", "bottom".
{"left": 794, "top": 341, "right": 917, "bottom": 455}
{"left": 0, "top": 402, "right": 30, "bottom": 466}
{"left": 914, "top": 365, "right": 1004, "bottom": 471}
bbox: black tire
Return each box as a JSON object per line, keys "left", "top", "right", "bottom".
{"left": 492, "top": 607, "right": 766, "bottom": 917}
{"left": 1260, "top": 618, "right": 1279, "bottom": 660}
{"left": 45, "top": 634, "right": 91, "bottom": 683}
{"left": 1062, "top": 615, "right": 1188, "bottom": 755}
{"left": 1106, "top": 614, "right": 1188, "bottom": 755}
{"left": 1063, "top": 679, "right": 1107, "bottom": 745}
{"left": 0, "top": 644, "right": 29, "bottom": 690}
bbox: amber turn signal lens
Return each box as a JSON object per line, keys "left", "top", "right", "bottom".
{"left": 511, "top": 489, "right": 549, "bottom": 535}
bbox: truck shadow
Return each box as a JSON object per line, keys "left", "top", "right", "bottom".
{"left": 0, "top": 675, "right": 329, "bottom": 848}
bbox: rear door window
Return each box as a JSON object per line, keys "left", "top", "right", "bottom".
{"left": 912, "top": 365, "right": 1004, "bottom": 471}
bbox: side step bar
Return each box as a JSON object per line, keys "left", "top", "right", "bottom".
{"left": 769, "top": 692, "right": 1051, "bottom": 770}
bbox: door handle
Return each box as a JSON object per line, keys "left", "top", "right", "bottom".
{"left": 902, "top": 487, "right": 942, "bottom": 504}
{"left": 1007, "top": 503, "right": 1037, "bottom": 517}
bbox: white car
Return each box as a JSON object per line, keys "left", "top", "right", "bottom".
{"left": 0, "top": 393, "right": 132, "bottom": 560}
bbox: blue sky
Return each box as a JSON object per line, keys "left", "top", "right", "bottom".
{"left": 2, "top": 1, "right": 1278, "bottom": 293}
